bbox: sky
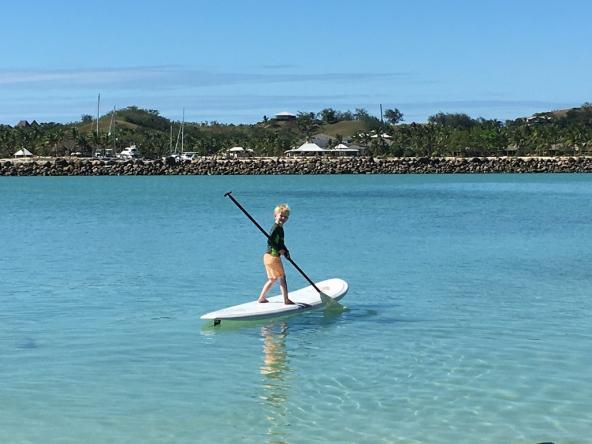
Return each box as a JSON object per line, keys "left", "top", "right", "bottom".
{"left": 1, "top": 0, "right": 591, "bottom": 125}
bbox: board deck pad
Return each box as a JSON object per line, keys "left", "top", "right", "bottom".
{"left": 200, "top": 278, "right": 348, "bottom": 321}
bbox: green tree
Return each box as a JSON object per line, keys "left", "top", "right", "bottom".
{"left": 428, "top": 112, "right": 475, "bottom": 130}
{"left": 318, "top": 108, "right": 338, "bottom": 124}
{"left": 296, "top": 112, "right": 318, "bottom": 140}
{"left": 354, "top": 108, "right": 370, "bottom": 120}
{"left": 384, "top": 108, "right": 404, "bottom": 125}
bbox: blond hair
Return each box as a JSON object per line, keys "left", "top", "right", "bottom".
{"left": 274, "top": 203, "right": 290, "bottom": 217}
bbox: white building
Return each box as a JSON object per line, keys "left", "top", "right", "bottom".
{"left": 226, "top": 146, "right": 254, "bottom": 158}
{"left": 284, "top": 142, "right": 327, "bottom": 157}
{"left": 14, "top": 148, "right": 34, "bottom": 158}
{"left": 274, "top": 111, "right": 296, "bottom": 121}
{"left": 331, "top": 143, "right": 360, "bottom": 157}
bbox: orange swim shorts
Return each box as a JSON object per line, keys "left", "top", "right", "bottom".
{"left": 263, "top": 253, "right": 285, "bottom": 279}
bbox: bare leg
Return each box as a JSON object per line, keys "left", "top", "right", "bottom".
{"left": 279, "top": 276, "right": 294, "bottom": 304}
{"left": 258, "top": 278, "right": 276, "bottom": 303}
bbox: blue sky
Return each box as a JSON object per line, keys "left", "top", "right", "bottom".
{"left": 1, "top": 0, "right": 591, "bottom": 125}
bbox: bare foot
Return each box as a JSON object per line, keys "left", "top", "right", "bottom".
{"left": 257, "top": 298, "right": 269, "bottom": 303}
{"left": 284, "top": 299, "right": 295, "bottom": 305}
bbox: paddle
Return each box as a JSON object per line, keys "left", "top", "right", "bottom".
{"left": 225, "top": 191, "right": 341, "bottom": 308}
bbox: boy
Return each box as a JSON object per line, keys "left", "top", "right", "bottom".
{"left": 257, "top": 204, "right": 294, "bottom": 304}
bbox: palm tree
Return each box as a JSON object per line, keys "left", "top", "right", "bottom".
{"left": 77, "top": 133, "right": 90, "bottom": 156}
{"left": 70, "top": 127, "right": 79, "bottom": 141}
{"left": 44, "top": 131, "right": 61, "bottom": 157}
{"left": 91, "top": 130, "right": 101, "bottom": 157}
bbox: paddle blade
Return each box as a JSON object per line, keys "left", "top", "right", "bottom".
{"left": 320, "top": 292, "right": 345, "bottom": 312}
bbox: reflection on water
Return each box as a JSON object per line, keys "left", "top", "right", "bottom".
{"left": 260, "top": 322, "right": 290, "bottom": 444}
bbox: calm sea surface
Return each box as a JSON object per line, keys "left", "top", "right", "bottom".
{"left": 1, "top": 174, "right": 591, "bottom": 444}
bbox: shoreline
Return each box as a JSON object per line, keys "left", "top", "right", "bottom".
{"left": 2, "top": 155, "right": 592, "bottom": 175}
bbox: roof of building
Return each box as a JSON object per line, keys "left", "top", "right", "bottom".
{"left": 14, "top": 148, "right": 34, "bottom": 156}
{"left": 294, "top": 142, "right": 325, "bottom": 151}
{"left": 227, "top": 147, "right": 254, "bottom": 155}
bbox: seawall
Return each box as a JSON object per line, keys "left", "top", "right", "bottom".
{"left": 2, "top": 156, "right": 592, "bottom": 176}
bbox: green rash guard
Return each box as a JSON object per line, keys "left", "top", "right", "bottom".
{"left": 266, "top": 223, "right": 287, "bottom": 257}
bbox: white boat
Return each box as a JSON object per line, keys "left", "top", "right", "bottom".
{"left": 164, "top": 109, "right": 187, "bottom": 162}
{"left": 94, "top": 148, "right": 115, "bottom": 159}
{"left": 181, "top": 152, "right": 197, "bottom": 161}
{"left": 118, "top": 145, "right": 139, "bottom": 159}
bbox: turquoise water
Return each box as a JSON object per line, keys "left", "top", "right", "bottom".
{"left": 1, "top": 174, "right": 591, "bottom": 444}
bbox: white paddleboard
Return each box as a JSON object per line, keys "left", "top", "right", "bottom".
{"left": 201, "top": 278, "right": 348, "bottom": 322}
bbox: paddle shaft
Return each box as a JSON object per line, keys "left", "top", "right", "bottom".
{"left": 224, "top": 191, "right": 323, "bottom": 294}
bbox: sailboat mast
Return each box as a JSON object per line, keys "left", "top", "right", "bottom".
{"left": 108, "top": 106, "right": 115, "bottom": 136}
{"left": 107, "top": 106, "right": 115, "bottom": 154}
{"left": 96, "top": 94, "right": 100, "bottom": 136}
{"left": 181, "top": 108, "right": 185, "bottom": 155}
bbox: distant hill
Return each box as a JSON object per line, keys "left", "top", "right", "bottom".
{"left": 320, "top": 120, "right": 367, "bottom": 138}
{"left": 2, "top": 103, "right": 591, "bottom": 159}
{"left": 76, "top": 106, "right": 171, "bottom": 133}
{"left": 530, "top": 104, "right": 592, "bottom": 120}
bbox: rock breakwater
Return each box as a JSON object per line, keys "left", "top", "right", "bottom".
{"left": 2, "top": 156, "right": 592, "bottom": 176}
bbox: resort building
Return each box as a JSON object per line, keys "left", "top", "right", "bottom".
{"left": 274, "top": 111, "right": 297, "bottom": 121}
{"left": 347, "top": 144, "right": 367, "bottom": 156}
{"left": 14, "top": 148, "right": 34, "bottom": 158}
{"left": 331, "top": 143, "right": 360, "bottom": 157}
{"left": 504, "top": 145, "right": 519, "bottom": 156}
{"left": 525, "top": 115, "right": 552, "bottom": 124}
{"left": 285, "top": 142, "right": 363, "bottom": 157}
{"left": 284, "top": 142, "right": 327, "bottom": 157}
{"left": 225, "top": 146, "right": 254, "bottom": 158}
{"left": 370, "top": 133, "right": 393, "bottom": 141}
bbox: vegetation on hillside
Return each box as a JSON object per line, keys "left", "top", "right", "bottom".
{"left": 1, "top": 104, "right": 592, "bottom": 158}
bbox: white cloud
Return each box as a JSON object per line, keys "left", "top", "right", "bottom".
{"left": 0, "top": 66, "right": 412, "bottom": 90}
{"left": 0, "top": 66, "right": 579, "bottom": 124}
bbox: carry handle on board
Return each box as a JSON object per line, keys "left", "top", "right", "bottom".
{"left": 224, "top": 191, "right": 336, "bottom": 306}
